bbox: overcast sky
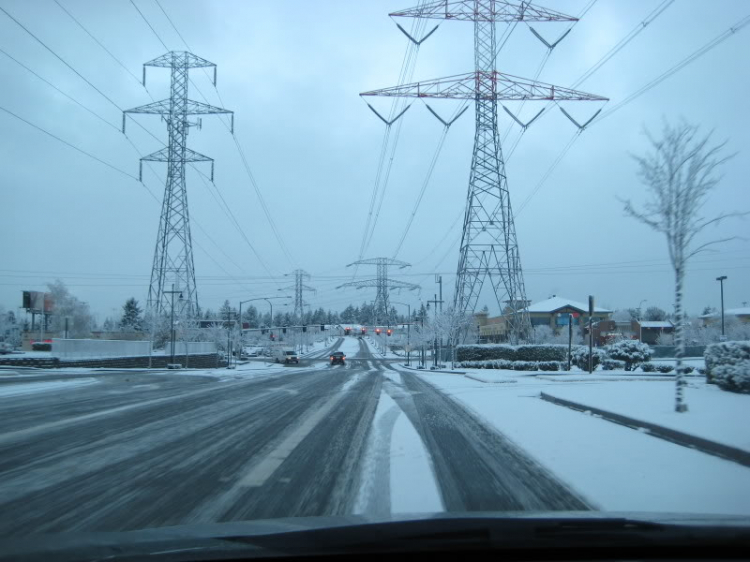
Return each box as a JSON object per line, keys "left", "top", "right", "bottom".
{"left": 1, "top": 0, "right": 748, "bottom": 323}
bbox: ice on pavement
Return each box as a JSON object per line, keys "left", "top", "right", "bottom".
{"left": 0, "top": 378, "right": 99, "bottom": 398}
{"left": 417, "top": 372, "right": 750, "bottom": 515}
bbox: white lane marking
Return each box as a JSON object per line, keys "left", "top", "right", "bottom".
{"left": 238, "top": 390, "right": 346, "bottom": 488}
{"left": 0, "top": 378, "right": 98, "bottom": 398}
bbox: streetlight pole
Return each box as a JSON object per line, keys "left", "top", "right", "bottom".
{"left": 716, "top": 276, "right": 727, "bottom": 338}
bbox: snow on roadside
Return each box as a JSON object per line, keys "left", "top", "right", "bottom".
{"left": 415, "top": 372, "right": 750, "bottom": 515}
{"left": 0, "top": 378, "right": 99, "bottom": 398}
{"left": 543, "top": 380, "right": 750, "bottom": 451}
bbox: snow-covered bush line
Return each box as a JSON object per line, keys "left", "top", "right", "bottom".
{"left": 570, "top": 346, "right": 606, "bottom": 371}
{"left": 705, "top": 341, "right": 750, "bottom": 393}
{"left": 456, "top": 359, "right": 564, "bottom": 371}
{"left": 601, "top": 359, "right": 626, "bottom": 371}
{"left": 456, "top": 344, "right": 568, "bottom": 362}
{"left": 605, "top": 340, "right": 652, "bottom": 371}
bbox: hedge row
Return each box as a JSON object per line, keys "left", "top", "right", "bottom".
{"left": 457, "top": 359, "right": 563, "bottom": 371}
{"left": 456, "top": 344, "right": 568, "bottom": 362}
{"left": 705, "top": 341, "right": 750, "bottom": 393}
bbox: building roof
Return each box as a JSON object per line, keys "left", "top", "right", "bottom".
{"left": 639, "top": 321, "right": 673, "bottom": 328}
{"left": 699, "top": 307, "right": 750, "bottom": 319}
{"left": 524, "top": 296, "right": 612, "bottom": 314}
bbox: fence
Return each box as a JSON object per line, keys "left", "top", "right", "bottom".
{"left": 53, "top": 338, "right": 151, "bottom": 359}
{"left": 53, "top": 339, "right": 217, "bottom": 359}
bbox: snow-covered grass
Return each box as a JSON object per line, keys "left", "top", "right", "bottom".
{"left": 543, "top": 381, "right": 750, "bottom": 452}
{"left": 407, "top": 368, "right": 750, "bottom": 515}
{"left": 0, "top": 378, "right": 99, "bottom": 397}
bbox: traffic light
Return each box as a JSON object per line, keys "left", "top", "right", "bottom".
{"left": 320, "top": 324, "right": 325, "bottom": 331}
{"left": 282, "top": 327, "right": 287, "bottom": 334}
{"left": 387, "top": 329, "right": 392, "bottom": 336}
{"left": 375, "top": 328, "right": 381, "bottom": 335}
{"left": 261, "top": 328, "right": 267, "bottom": 335}
{"left": 302, "top": 326, "right": 307, "bottom": 332}
{"left": 270, "top": 333, "right": 275, "bottom": 340}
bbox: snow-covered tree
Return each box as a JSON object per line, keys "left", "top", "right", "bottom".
{"left": 119, "top": 298, "right": 143, "bottom": 331}
{"left": 45, "top": 280, "right": 93, "bottom": 338}
{"left": 644, "top": 306, "right": 669, "bottom": 321}
{"left": 0, "top": 307, "right": 22, "bottom": 348}
{"left": 623, "top": 121, "right": 743, "bottom": 412}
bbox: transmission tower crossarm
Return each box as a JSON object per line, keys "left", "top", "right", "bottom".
{"left": 144, "top": 51, "right": 216, "bottom": 69}
{"left": 141, "top": 146, "right": 213, "bottom": 163}
{"left": 389, "top": 0, "right": 577, "bottom": 23}
{"left": 347, "top": 257, "right": 412, "bottom": 268}
{"left": 124, "top": 98, "right": 232, "bottom": 116}
{"left": 361, "top": 71, "right": 608, "bottom": 101}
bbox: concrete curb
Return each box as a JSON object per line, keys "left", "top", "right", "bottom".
{"left": 540, "top": 391, "right": 750, "bottom": 468}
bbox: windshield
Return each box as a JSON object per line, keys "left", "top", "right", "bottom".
{"left": 0, "top": 0, "right": 748, "bottom": 549}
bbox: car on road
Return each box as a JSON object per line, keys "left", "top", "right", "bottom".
{"left": 0, "top": 342, "right": 13, "bottom": 354}
{"left": 329, "top": 351, "right": 346, "bottom": 365}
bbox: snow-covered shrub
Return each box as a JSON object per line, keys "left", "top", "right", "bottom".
{"left": 456, "top": 344, "right": 568, "bottom": 362}
{"left": 657, "top": 364, "right": 674, "bottom": 373}
{"left": 641, "top": 363, "right": 656, "bottom": 372}
{"left": 538, "top": 361, "right": 561, "bottom": 371}
{"left": 606, "top": 340, "right": 652, "bottom": 371}
{"left": 601, "top": 359, "right": 626, "bottom": 371}
{"left": 698, "top": 367, "right": 706, "bottom": 376}
{"left": 570, "top": 346, "right": 606, "bottom": 370}
{"left": 512, "top": 361, "right": 539, "bottom": 371}
{"left": 705, "top": 341, "right": 750, "bottom": 393}
{"left": 31, "top": 342, "right": 51, "bottom": 351}
{"left": 679, "top": 365, "right": 695, "bottom": 374}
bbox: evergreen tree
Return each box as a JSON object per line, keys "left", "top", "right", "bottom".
{"left": 119, "top": 297, "right": 143, "bottom": 331}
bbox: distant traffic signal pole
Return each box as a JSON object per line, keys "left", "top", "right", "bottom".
{"left": 716, "top": 276, "right": 727, "bottom": 338}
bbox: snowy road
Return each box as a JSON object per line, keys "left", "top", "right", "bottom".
{"left": 0, "top": 338, "right": 588, "bottom": 537}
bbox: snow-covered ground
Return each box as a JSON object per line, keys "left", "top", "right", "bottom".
{"left": 407, "top": 367, "right": 750, "bottom": 515}
{"left": 0, "top": 377, "right": 99, "bottom": 397}
{"left": 338, "top": 337, "right": 362, "bottom": 356}
{"left": 543, "top": 380, "right": 750, "bottom": 452}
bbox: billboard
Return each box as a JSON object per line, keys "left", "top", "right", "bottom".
{"left": 22, "top": 291, "right": 53, "bottom": 313}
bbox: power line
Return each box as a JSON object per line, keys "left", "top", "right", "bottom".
{"left": 52, "top": 0, "right": 148, "bottom": 92}
{"left": 0, "top": 46, "right": 120, "bottom": 132}
{"left": 128, "top": 0, "right": 169, "bottom": 51}
{"left": 0, "top": 4, "right": 122, "bottom": 113}
{"left": 596, "top": 13, "right": 750, "bottom": 122}
{"left": 0, "top": 104, "right": 137, "bottom": 180}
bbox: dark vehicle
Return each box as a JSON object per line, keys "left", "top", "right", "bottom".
{"left": 330, "top": 351, "right": 346, "bottom": 365}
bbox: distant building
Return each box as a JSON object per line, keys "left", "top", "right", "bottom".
{"left": 699, "top": 307, "right": 750, "bottom": 326}
{"left": 475, "top": 296, "right": 613, "bottom": 343}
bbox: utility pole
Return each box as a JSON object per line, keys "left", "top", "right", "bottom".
{"left": 428, "top": 294, "right": 444, "bottom": 368}
{"left": 567, "top": 313, "right": 573, "bottom": 371}
{"left": 164, "top": 284, "right": 183, "bottom": 366}
{"left": 124, "top": 52, "right": 234, "bottom": 318}
{"left": 280, "top": 270, "right": 315, "bottom": 321}
{"left": 362, "top": 1, "right": 606, "bottom": 344}
{"left": 716, "top": 276, "right": 727, "bottom": 339}
{"left": 393, "top": 301, "right": 411, "bottom": 366}
{"left": 338, "top": 258, "right": 419, "bottom": 326}
{"left": 588, "top": 295, "right": 594, "bottom": 374}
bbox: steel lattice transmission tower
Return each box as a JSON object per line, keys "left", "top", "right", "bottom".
{"left": 362, "top": 1, "right": 606, "bottom": 343}
{"left": 280, "top": 269, "right": 316, "bottom": 319}
{"left": 338, "top": 258, "right": 420, "bottom": 325}
{"left": 123, "top": 51, "right": 234, "bottom": 316}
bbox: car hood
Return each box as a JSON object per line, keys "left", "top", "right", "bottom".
{"left": 1, "top": 511, "right": 749, "bottom": 561}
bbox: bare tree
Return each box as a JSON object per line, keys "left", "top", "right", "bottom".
{"left": 623, "top": 120, "right": 742, "bottom": 412}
